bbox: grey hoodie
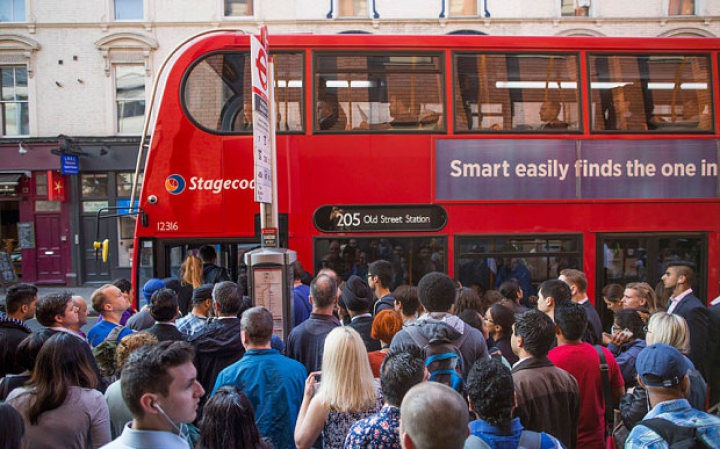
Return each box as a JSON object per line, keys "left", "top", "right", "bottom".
{"left": 389, "top": 312, "right": 489, "bottom": 379}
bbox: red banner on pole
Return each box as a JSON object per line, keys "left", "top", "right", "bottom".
{"left": 47, "top": 171, "right": 67, "bottom": 202}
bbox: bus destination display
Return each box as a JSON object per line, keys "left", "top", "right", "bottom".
{"left": 314, "top": 205, "right": 447, "bottom": 233}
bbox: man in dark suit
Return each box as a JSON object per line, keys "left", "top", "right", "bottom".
{"left": 662, "top": 261, "right": 710, "bottom": 378}
{"left": 343, "top": 275, "right": 381, "bottom": 352}
{"left": 707, "top": 297, "right": 720, "bottom": 407}
{"left": 559, "top": 269, "right": 603, "bottom": 346}
{"left": 189, "top": 281, "right": 247, "bottom": 422}
{"left": 145, "top": 288, "right": 187, "bottom": 342}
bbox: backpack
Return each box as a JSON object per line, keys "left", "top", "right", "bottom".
{"left": 404, "top": 323, "right": 469, "bottom": 393}
{"left": 92, "top": 325, "right": 126, "bottom": 384}
{"left": 464, "top": 431, "right": 548, "bottom": 449}
{"left": 203, "top": 265, "right": 229, "bottom": 285}
{"left": 639, "top": 418, "right": 710, "bottom": 449}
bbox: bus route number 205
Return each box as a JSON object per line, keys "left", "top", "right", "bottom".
{"left": 157, "top": 221, "right": 179, "bottom": 231}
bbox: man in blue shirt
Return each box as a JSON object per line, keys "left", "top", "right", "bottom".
{"left": 626, "top": 343, "right": 720, "bottom": 448}
{"left": 88, "top": 284, "right": 134, "bottom": 347}
{"left": 345, "top": 346, "right": 426, "bottom": 449}
{"left": 293, "top": 261, "right": 312, "bottom": 327}
{"left": 212, "top": 306, "right": 306, "bottom": 449}
{"left": 466, "top": 358, "right": 564, "bottom": 449}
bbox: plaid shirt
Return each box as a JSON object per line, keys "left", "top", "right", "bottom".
{"left": 176, "top": 313, "right": 208, "bottom": 337}
{"left": 626, "top": 398, "right": 720, "bottom": 449}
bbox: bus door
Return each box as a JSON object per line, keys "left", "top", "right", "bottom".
{"left": 595, "top": 232, "right": 707, "bottom": 332}
{"left": 135, "top": 238, "right": 260, "bottom": 294}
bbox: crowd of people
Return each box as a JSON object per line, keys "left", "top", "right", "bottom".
{"left": 0, "top": 254, "right": 719, "bottom": 449}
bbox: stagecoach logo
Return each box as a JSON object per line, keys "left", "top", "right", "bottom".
{"left": 165, "top": 174, "right": 186, "bottom": 195}
{"left": 164, "top": 174, "right": 255, "bottom": 195}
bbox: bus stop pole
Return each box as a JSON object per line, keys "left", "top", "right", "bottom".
{"left": 260, "top": 58, "right": 279, "bottom": 247}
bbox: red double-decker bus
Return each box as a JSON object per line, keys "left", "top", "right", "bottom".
{"left": 131, "top": 31, "right": 719, "bottom": 326}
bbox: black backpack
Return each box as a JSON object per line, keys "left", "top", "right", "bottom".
{"left": 404, "top": 323, "right": 468, "bottom": 393}
{"left": 639, "top": 418, "right": 710, "bottom": 449}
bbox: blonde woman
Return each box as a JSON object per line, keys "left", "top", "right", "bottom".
{"left": 294, "top": 326, "right": 382, "bottom": 449}
{"left": 621, "top": 282, "right": 658, "bottom": 320}
{"left": 618, "top": 312, "right": 706, "bottom": 430}
{"left": 177, "top": 254, "right": 203, "bottom": 315}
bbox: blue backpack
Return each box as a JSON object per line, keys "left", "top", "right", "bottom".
{"left": 404, "top": 324, "right": 468, "bottom": 393}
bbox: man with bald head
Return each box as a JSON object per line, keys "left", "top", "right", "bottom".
{"left": 88, "top": 284, "right": 134, "bottom": 348}
{"left": 70, "top": 295, "right": 89, "bottom": 338}
{"left": 399, "top": 382, "right": 469, "bottom": 449}
{"left": 285, "top": 273, "right": 341, "bottom": 375}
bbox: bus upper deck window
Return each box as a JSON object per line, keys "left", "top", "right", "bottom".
{"left": 182, "top": 52, "right": 304, "bottom": 134}
{"left": 314, "top": 53, "right": 445, "bottom": 133}
{"left": 453, "top": 53, "right": 581, "bottom": 133}
{"left": 589, "top": 54, "right": 714, "bottom": 133}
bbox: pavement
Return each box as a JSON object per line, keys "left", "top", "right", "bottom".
{"left": 1, "top": 283, "right": 104, "bottom": 334}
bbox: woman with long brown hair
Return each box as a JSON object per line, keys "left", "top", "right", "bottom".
{"left": 6, "top": 332, "right": 111, "bottom": 448}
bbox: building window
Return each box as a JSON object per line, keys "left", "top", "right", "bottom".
{"left": 0, "top": 66, "right": 28, "bottom": 137}
{"left": 561, "top": 0, "right": 590, "bottom": 16}
{"left": 35, "top": 200, "right": 61, "bottom": 212}
{"left": 338, "top": 0, "right": 366, "bottom": 17}
{"left": 115, "top": 65, "right": 145, "bottom": 134}
{"left": 81, "top": 174, "right": 108, "bottom": 198}
{"left": 35, "top": 172, "right": 47, "bottom": 196}
{"left": 0, "top": 0, "right": 25, "bottom": 22}
{"left": 116, "top": 172, "right": 143, "bottom": 197}
{"left": 116, "top": 172, "right": 142, "bottom": 267}
{"left": 115, "top": 0, "right": 143, "bottom": 20}
{"left": 225, "top": 0, "right": 253, "bottom": 16}
{"left": 449, "top": 0, "right": 477, "bottom": 16}
{"left": 668, "top": 0, "right": 694, "bottom": 15}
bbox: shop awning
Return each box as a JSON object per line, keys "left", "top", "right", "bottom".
{"left": 0, "top": 173, "right": 23, "bottom": 186}
{"left": 0, "top": 173, "right": 24, "bottom": 195}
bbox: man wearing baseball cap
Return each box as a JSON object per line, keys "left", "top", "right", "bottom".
{"left": 626, "top": 343, "right": 720, "bottom": 448}
{"left": 176, "top": 285, "right": 214, "bottom": 337}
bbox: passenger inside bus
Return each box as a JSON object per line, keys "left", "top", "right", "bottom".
{"left": 317, "top": 99, "right": 347, "bottom": 130}
{"left": 357, "top": 95, "right": 422, "bottom": 130}
{"left": 538, "top": 101, "right": 569, "bottom": 130}
{"left": 611, "top": 87, "right": 648, "bottom": 131}
{"left": 242, "top": 101, "right": 253, "bottom": 131}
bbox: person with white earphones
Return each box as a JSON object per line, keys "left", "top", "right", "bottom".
{"left": 101, "top": 341, "right": 204, "bottom": 449}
